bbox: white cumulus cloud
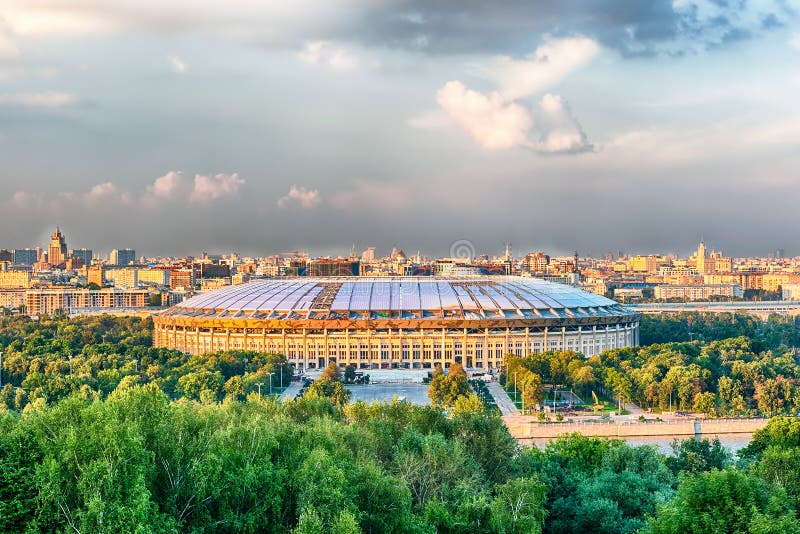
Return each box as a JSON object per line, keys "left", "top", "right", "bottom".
{"left": 536, "top": 93, "right": 591, "bottom": 153}
{"left": 144, "top": 170, "right": 187, "bottom": 202}
{"left": 83, "top": 181, "right": 131, "bottom": 204}
{"left": 429, "top": 37, "right": 597, "bottom": 152}
{"left": 277, "top": 185, "right": 322, "bottom": 209}
{"left": 298, "top": 41, "right": 359, "bottom": 71}
{"left": 436, "top": 81, "right": 534, "bottom": 150}
{"left": 190, "top": 173, "right": 245, "bottom": 204}
{"left": 486, "top": 37, "right": 600, "bottom": 101}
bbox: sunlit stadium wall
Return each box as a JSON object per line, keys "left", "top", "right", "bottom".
{"left": 153, "top": 277, "right": 640, "bottom": 371}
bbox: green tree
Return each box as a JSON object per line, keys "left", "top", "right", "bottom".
{"left": 344, "top": 365, "right": 356, "bottom": 384}
{"left": 648, "top": 469, "right": 800, "bottom": 534}
{"left": 304, "top": 377, "right": 351, "bottom": 406}
{"left": 490, "top": 476, "right": 547, "bottom": 534}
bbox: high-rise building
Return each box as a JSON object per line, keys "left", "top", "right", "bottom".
{"left": 88, "top": 264, "right": 104, "bottom": 287}
{"left": 361, "top": 247, "right": 376, "bottom": 263}
{"left": 170, "top": 269, "right": 195, "bottom": 290}
{"left": 48, "top": 228, "right": 68, "bottom": 266}
{"left": 109, "top": 248, "right": 136, "bottom": 266}
{"left": 13, "top": 248, "right": 38, "bottom": 265}
{"left": 70, "top": 248, "right": 93, "bottom": 265}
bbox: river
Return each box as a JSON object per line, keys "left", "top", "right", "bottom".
{"left": 522, "top": 432, "right": 754, "bottom": 455}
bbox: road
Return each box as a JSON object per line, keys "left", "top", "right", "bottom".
{"left": 278, "top": 381, "right": 303, "bottom": 401}
{"left": 487, "top": 382, "right": 520, "bottom": 415}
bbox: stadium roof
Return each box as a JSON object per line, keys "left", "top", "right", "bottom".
{"left": 163, "top": 277, "right": 630, "bottom": 321}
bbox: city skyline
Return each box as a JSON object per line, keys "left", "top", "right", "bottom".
{"left": 1, "top": 2, "right": 799, "bottom": 255}
{"left": 1, "top": 226, "right": 796, "bottom": 261}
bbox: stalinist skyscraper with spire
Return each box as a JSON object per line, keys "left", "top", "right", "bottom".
{"left": 48, "top": 227, "right": 68, "bottom": 266}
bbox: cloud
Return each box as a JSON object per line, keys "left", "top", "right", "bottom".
{"left": 536, "top": 93, "right": 591, "bottom": 153}
{"left": 144, "top": 171, "right": 188, "bottom": 203}
{"left": 83, "top": 182, "right": 132, "bottom": 204}
{"left": 1, "top": 0, "right": 791, "bottom": 57}
{"left": 10, "top": 191, "right": 42, "bottom": 209}
{"left": 190, "top": 173, "right": 245, "bottom": 204}
{"left": 432, "top": 37, "right": 596, "bottom": 152}
{"left": 486, "top": 37, "right": 600, "bottom": 100}
{"left": 167, "top": 55, "right": 187, "bottom": 73}
{"left": 298, "top": 41, "right": 359, "bottom": 70}
{"left": 436, "top": 81, "right": 534, "bottom": 150}
{"left": 277, "top": 185, "right": 322, "bottom": 209}
{"left": 0, "top": 92, "right": 75, "bottom": 108}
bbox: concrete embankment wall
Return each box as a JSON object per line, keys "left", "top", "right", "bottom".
{"left": 503, "top": 417, "right": 768, "bottom": 440}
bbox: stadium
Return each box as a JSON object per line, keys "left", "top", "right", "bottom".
{"left": 153, "top": 277, "right": 639, "bottom": 371}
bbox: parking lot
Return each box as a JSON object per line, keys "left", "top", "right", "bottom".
{"left": 346, "top": 383, "right": 431, "bottom": 406}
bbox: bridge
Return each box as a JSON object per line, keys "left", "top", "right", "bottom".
{"left": 629, "top": 301, "right": 800, "bottom": 319}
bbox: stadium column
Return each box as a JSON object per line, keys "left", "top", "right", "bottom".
{"left": 543, "top": 327, "right": 548, "bottom": 351}
{"left": 525, "top": 327, "right": 530, "bottom": 356}
{"left": 484, "top": 327, "right": 489, "bottom": 369}
{"left": 504, "top": 327, "right": 510, "bottom": 367}
{"left": 281, "top": 329, "right": 288, "bottom": 367}
{"left": 324, "top": 328, "right": 329, "bottom": 368}
{"left": 226, "top": 328, "right": 231, "bottom": 352}
{"left": 302, "top": 328, "right": 309, "bottom": 368}
{"left": 462, "top": 327, "right": 468, "bottom": 368}
{"left": 440, "top": 329, "right": 447, "bottom": 366}
{"left": 561, "top": 326, "right": 566, "bottom": 351}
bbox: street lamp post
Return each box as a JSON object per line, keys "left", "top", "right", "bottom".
{"left": 0, "top": 351, "right": 3, "bottom": 388}
{"left": 267, "top": 372, "right": 274, "bottom": 397}
{"left": 256, "top": 382, "right": 264, "bottom": 400}
{"left": 514, "top": 372, "right": 517, "bottom": 404}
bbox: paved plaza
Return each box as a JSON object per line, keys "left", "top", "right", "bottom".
{"left": 346, "top": 383, "right": 431, "bottom": 406}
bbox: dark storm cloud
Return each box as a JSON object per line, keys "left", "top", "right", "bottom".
{"left": 349, "top": 0, "right": 791, "bottom": 56}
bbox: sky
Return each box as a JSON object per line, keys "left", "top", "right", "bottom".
{"left": 0, "top": 0, "right": 799, "bottom": 259}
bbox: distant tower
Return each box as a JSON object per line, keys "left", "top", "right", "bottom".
{"left": 48, "top": 227, "right": 67, "bottom": 266}
{"left": 696, "top": 241, "right": 707, "bottom": 274}
{"left": 574, "top": 250, "right": 580, "bottom": 273}
{"left": 504, "top": 242, "right": 512, "bottom": 260}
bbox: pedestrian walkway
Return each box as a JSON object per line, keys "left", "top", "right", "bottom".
{"left": 278, "top": 381, "right": 303, "bottom": 401}
{"left": 487, "top": 382, "right": 520, "bottom": 415}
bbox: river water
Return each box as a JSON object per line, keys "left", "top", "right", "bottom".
{"left": 523, "top": 433, "right": 754, "bottom": 456}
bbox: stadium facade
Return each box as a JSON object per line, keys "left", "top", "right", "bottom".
{"left": 153, "top": 277, "right": 639, "bottom": 370}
